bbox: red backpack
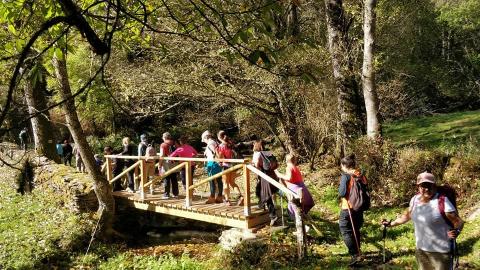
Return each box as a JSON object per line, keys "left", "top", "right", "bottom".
{"left": 437, "top": 185, "right": 457, "bottom": 228}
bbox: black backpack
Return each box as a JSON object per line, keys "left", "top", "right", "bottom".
{"left": 260, "top": 152, "right": 278, "bottom": 171}
{"left": 347, "top": 174, "right": 371, "bottom": 212}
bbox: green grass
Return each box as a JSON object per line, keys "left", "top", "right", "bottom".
{"left": 384, "top": 110, "right": 480, "bottom": 149}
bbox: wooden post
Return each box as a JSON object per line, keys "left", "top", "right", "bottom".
{"left": 185, "top": 161, "right": 192, "bottom": 207}
{"left": 134, "top": 162, "right": 139, "bottom": 190}
{"left": 292, "top": 188, "right": 306, "bottom": 260}
{"left": 106, "top": 157, "right": 113, "bottom": 183}
{"left": 243, "top": 164, "right": 251, "bottom": 216}
{"left": 139, "top": 159, "right": 147, "bottom": 200}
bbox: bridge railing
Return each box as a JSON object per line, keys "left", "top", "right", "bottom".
{"left": 103, "top": 155, "right": 302, "bottom": 218}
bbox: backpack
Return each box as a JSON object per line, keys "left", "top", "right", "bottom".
{"left": 347, "top": 174, "right": 371, "bottom": 212}
{"left": 260, "top": 152, "right": 278, "bottom": 171}
{"left": 146, "top": 145, "right": 156, "bottom": 157}
{"left": 412, "top": 185, "right": 457, "bottom": 228}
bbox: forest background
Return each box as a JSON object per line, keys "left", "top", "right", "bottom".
{"left": 0, "top": 0, "right": 479, "bottom": 269}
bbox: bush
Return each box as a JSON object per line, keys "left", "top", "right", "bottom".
{"left": 350, "top": 136, "right": 479, "bottom": 207}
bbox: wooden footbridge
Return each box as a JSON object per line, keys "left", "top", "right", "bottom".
{"left": 104, "top": 155, "right": 304, "bottom": 230}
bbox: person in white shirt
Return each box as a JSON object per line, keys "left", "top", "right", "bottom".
{"left": 382, "top": 172, "right": 464, "bottom": 270}
{"left": 201, "top": 130, "right": 223, "bottom": 204}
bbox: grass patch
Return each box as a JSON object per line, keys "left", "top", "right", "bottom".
{"left": 384, "top": 110, "right": 480, "bottom": 149}
{"left": 0, "top": 166, "right": 94, "bottom": 269}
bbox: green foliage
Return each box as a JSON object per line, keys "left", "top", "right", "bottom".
{"left": 0, "top": 166, "right": 94, "bottom": 269}
{"left": 384, "top": 110, "right": 480, "bottom": 149}
{"left": 96, "top": 253, "right": 208, "bottom": 270}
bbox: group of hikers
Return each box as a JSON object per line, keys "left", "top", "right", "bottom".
{"left": 18, "top": 126, "right": 465, "bottom": 269}
{"left": 100, "top": 130, "right": 464, "bottom": 269}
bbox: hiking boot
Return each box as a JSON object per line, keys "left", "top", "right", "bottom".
{"left": 270, "top": 216, "right": 279, "bottom": 226}
{"left": 224, "top": 200, "right": 232, "bottom": 206}
{"left": 161, "top": 194, "right": 170, "bottom": 200}
{"left": 215, "top": 195, "right": 224, "bottom": 204}
{"left": 348, "top": 254, "right": 362, "bottom": 267}
{"left": 205, "top": 196, "right": 216, "bottom": 204}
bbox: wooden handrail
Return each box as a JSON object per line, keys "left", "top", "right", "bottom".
{"left": 188, "top": 164, "right": 244, "bottom": 190}
{"left": 104, "top": 155, "right": 248, "bottom": 164}
{"left": 246, "top": 165, "right": 299, "bottom": 200}
{"left": 144, "top": 162, "right": 186, "bottom": 187}
{"left": 109, "top": 160, "right": 141, "bottom": 184}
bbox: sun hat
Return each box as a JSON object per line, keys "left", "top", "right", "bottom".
{"left": 201, "top": 130, "right": 211, "bottom": 142}
{"left": 416, "top": 171, "right": 435, "bottom": 185}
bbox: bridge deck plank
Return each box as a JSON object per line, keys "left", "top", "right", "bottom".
{"left": 112, "top": 191, "right": 270, "bottom": 229}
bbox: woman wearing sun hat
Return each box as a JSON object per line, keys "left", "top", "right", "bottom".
{"left": 382, "top": 172, "right": 464, "bottom": 270}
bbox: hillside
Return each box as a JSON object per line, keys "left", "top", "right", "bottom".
{"left": 384, "top": 110, "right": 480, "bottom": 148}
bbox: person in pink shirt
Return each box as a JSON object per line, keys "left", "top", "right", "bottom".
{"left": 170, "top": 136, "right": 198, "bottom": 190}
{"left": 275, "top": 154, "right": 315, "bottom": 217}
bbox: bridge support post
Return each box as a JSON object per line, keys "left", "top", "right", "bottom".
{"left": 106, "top": 157, "right": 113, "bottom": 182}
{"left": 243, "top": 164, "right": 251, "bottom": 216}
{"left": 292, "top": 188, "right": 306, "bottom": 260}
{"left": 139, "top": 159, "right": 146, "bottom": 200}
{"left": 185, "top": 161, "right": 192, "bottom": 207}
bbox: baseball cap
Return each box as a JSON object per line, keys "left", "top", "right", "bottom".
{"left": 416, "top": 171, "right": 435, "bottom": 185}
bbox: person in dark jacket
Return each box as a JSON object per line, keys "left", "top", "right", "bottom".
{"left": 104, "top": 146, "right": 123, "bottom": 191}
{"left": 120, "top": 137, "right": 136, "bottom": 192}
{"left": 62, "top": 139, "right": 73, "bottom": 166}
{"left": 338, "top": 154, "right": 365, "bottom": 266}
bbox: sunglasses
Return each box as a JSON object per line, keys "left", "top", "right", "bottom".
{"left": 417, "top": 182, "right": 434, "bottom": 189}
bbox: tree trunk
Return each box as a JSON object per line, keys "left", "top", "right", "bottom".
{"left": 324, "top": 0, "right": 363, "bottom": 157}
{"left": 23, "top": 63, "right": 60, "bottom": 162}
{"left": 52, "top": 51, "right": 116, "bottom": 240}
{"left": 362, "top": 0, "right": 381, "bottom": 139}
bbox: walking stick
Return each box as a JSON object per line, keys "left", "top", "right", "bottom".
{"left": 382, "top": 220, "right": 388, "bottom": 263}
{"left": 347, "top": 207, "right": 361, "bottom": 255}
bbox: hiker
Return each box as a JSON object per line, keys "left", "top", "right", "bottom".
{"left": 252, "top": 140, "right": 279, "bottom": 226}
{"left": 217, "top": 130, "right": 243, "bottom": 206}
{"left": 62, "top": 139, "right": 73, "bottom": 166}
{"left": 159, "top": 132, "right": 179, "bottom": 199}
{"left": 169, "top": 136, "right": 198, "bottom": 191}
{"left": 138, "top": 134, "right": 148, "bottom": 157}
{"left": 144, "top": 143, "right": 157, "bottom": 182}
{"left": 56, "top": 140, "right": 64, "bottom": 162}
{"left": 73, "top": 144, "right": 85, "bottom": 173}
{"left": 104, "top": 146, "right": 123, "bottom": 191}
{"left": 19, "top": 127, "right": 28, "bottom": 150}
{"left": 120, "top": 137, "right": 136, "bottom": 192}
{"left": 94, "top": 154, "right": 103, "bottom": 168}
{"left": 274, "top": 154, "right": 315, "bottom": 218}
{"left": 201, "top": 130, "right": 223, "bottom": 204}
{"left": 382, "top": 172, "right": 464, "bottom": 270}
{"left": 338, "top": 154, "right": 368, "bottom": 266}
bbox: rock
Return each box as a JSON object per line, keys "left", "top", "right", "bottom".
{"left": 219, "top": 228, "right": 257, "bottom": 251}
{"left": 467, "top": 207, "right": 480, "bottom": 222}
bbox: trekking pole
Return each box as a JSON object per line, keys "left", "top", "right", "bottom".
{"left": 381, "top": 219, "right": 390, "bottom": 263}
{"left": 347, "top": 207, "right": 361, "bottom": 255}
{"left": 280, "top": 193, "right": 285, "bottom": 226}
{"left": 450, "top": 238, "right": 459, "bottom": 270}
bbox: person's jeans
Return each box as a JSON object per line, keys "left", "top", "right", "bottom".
{"left": 180, "top": 165, "right": 196, "bottom": 190}
{"left": 125, "top": 161, "right": 135, "bottom": 190}
{"left": 339, "top": 209, "right": 364, "bottom": 256}
{"left": 163, "top": 173, "right": 179, "bottom": 196}
{"left": 206, "top": 161, "right": 222, "bottom": 197}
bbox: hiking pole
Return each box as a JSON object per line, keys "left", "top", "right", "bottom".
{"left": 280, "top": 193, "right": 285, "bottom": 226}
{"left": 450, "top": 238, "right": 459, "bottom": 270}
{"left": 347, "top": 207, "right": 361, "bottom": 256}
